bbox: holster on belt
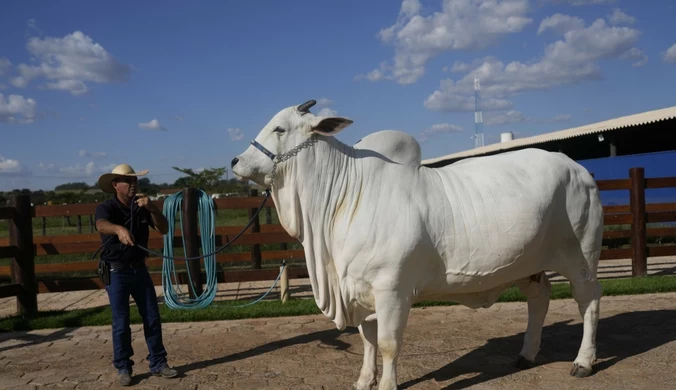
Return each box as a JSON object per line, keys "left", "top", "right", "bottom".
{"left": 98, "top": 260, "right": 111, "bottom": 286}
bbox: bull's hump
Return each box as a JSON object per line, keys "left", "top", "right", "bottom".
{"left": 353, "top": 130, "right": 422, "bottom": 167}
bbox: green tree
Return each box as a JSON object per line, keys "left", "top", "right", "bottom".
{"left": 55, "top": 182, "right": 90, "bottom": 191}
{"left": 171, "top": 166, "right": 228, "bottom": 191}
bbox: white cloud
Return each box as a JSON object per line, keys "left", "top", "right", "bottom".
{"left": 138, "top": 119, "right": 166, "bottom": 130}
{"left": 0, "top": 154, "right": 22, "bottom": 173}
{"left": 78, "top": 150, "right": 107, "bottom": 159}
{"left": 0, "top": 93, "right": 37, "bottom": 124}
{"left": 358, "top": 0, "right": 533, "bottom": 85}
{"left": 663, "top": 44, "right": 676, "bottom": 64}
{"left": 317, "top": 107, "right": 338, "bottom": 117}
{"left": 484, "top": 111, "right": 571, "bottom": 125}
{"left": 45, "top": 79, "right": 88, "bottom": 95}
{"left": 443, "top": 57, "right": 503, "bottom": 73}
{"left": 537, "top": 14, "right": 585, "bottom": 35}
{"left": 485, "top": 110, "right": 530, "bottom": 125}
{"left": 419, "top": 123, "right": 463, "bottom": 142}
{"left": 228, "top": 127, "right": 244, "bottom": 141}
{"left": 9, "top": 76, "right": 29, "bottom": 88}
{"left": 621, "top": 47, "right": 647, "bottom": 67}
{"left": 0, "top": 58, "right": 10, "bottom": 76}
{"left": 542, "top": 0, "right": 615, "bottom": 5}
{"left": 444, "top": 62, "right": 468, "bottom": 73}
{"left": 315, "top": 98, "right": 338, "bottom": 116}
{"left": 425, "top": 15, "right": 642, "bottom": 112}
{"left": 11, "top": 31, "right": 131, "bottom": 95}
{"left": 25, "top": 18, "right": 42, "bottom": 36}
{"left": 38, "top": 161, "right": 116, "bottom": 177}
{"left": 317, "top": 98, "right": 333, "bottom": 106}
{"left": 608, "top": 9, "right": 636, "bottom": 25}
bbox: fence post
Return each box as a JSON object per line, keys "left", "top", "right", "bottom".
{"left": 629, "top": 167, "right": 647, "bottom": 277}
{"left": 249, "top": 189, "right": 261, "bottom": 269}
{"left": 182, "top": 188, "right": 203, "bottom": 298}
{"left": 9, "top": 194, "right": 37, "bottom": 317}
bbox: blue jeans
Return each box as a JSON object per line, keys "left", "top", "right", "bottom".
{"left": 105, "top": 264, "right": 168, "bottom": 373}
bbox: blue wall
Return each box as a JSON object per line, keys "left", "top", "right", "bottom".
{"left": 577, "top": 150, "right": 676, "bottom": 206}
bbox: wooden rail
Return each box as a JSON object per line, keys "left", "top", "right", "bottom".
{"left": 1, "top": 167, "right": 676, "bottom": 299}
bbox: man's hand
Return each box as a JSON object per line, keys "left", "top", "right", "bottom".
{"left": 116, "top": 226, "right": 135, "bottom": 246}
{"left": 136, "top": 194, "right": 162, "bottom": 214}
{"left": 135, "top": 193, "right": 170, "bottom": 235}
{"left": 135, "top": 193, "right": 158, "bottom": 213}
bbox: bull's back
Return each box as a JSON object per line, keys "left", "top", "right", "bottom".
{"left": 419, "top": 148, "right": 587, "bottom": 290}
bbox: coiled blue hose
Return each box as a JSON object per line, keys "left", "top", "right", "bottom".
{"left": 161, "top": 189, "right": 218, "bottom": 309}
{"left": 158, "top": 190, "right": 285, "bottom": 310}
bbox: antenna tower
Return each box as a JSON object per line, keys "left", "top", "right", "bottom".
{"left": 473, "top": 76, "right": 484, "bottom": 148}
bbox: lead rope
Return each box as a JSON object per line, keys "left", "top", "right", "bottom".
{"left": 99, "top": 136, "right": 319, "bottom": 309}
{"left": 95, "top": 189, "right": 286, "bottom": 309}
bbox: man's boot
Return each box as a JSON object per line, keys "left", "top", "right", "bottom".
{"left": 153, "top": 365, "right": 178, "bottom": 378}
{"left": 118, "top": 370, "right": 132, "bottom": 386}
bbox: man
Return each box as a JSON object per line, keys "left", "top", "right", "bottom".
{"left": 95, "top": 163, "right": 178, "bottom": 386}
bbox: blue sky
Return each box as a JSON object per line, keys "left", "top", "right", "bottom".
{"left": 1, "top": 0, "right": 675, "bottom": 193}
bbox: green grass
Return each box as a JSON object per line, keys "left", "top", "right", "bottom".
{"left": 2, "top": 275, "right": 675, "bottom": 332}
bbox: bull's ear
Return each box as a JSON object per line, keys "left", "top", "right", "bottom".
{"left": 310, "top": 116, "right": 353, "bottom": 136}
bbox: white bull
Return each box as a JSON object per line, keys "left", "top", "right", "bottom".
{"left": 232, "top": 100, "right": 604, "bottom": 390}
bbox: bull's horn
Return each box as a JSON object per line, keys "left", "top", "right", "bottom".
{"left": 297, "top": 100, "right": 316, "bottom": 113}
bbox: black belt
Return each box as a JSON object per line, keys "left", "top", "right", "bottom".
{"left": 106, "top": 259, "right": 146, "bottom": 270}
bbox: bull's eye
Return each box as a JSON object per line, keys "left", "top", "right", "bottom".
{"left": 273, "top": 126, "right": 285, "bottom": 134}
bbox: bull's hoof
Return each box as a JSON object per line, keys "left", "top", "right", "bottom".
{"left": 352, "top": 380, "right": 377, "bottom": 390}
{"left": 570, "top": 363, "right": 593, "bottom": 378}
{"left": 515, "top": 356, "right": 535, "bottom": 370}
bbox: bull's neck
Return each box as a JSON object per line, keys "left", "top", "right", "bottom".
{"left": 271, "top": 136, "right": 353, "bottom": 241}
{"left": 270, "top": 136, "right": 355, "bottom": 329}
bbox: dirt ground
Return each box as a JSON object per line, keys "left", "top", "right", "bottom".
{"left": 1, "top": 293, "right": 675, "bottom": 389}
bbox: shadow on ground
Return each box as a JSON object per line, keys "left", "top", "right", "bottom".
{"left": 0, "top": 306, "right": 109, "bottom": 353}
{"left": 134, "top": 326, "right": 359, "bottom": 381}
{"left": 400, "top": 309, "right": 676, "bottom": 389}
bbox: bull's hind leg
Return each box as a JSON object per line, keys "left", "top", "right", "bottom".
{"left": 515, "top": 272, "right": 551, "bottom": 368}
{"left": 569, "top": 278, "right": 602, "bottom": 377}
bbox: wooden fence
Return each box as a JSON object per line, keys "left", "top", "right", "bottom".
{"left": 597, "top": 167, "right": 676, "bottom": 275}
{"left": 1, "top": 167, "right": 675, "bottom": 299}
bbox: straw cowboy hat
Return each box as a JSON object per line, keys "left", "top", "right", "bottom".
{"left": 98, "top": 163, "right": 149, "bottom": 193}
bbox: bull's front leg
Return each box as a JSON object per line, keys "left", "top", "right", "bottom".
{"left": 353, "top": 320, "right": 378, "bottom": 390}
{"left": 375, "top": 291, "right": 411, "bottom": 390}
